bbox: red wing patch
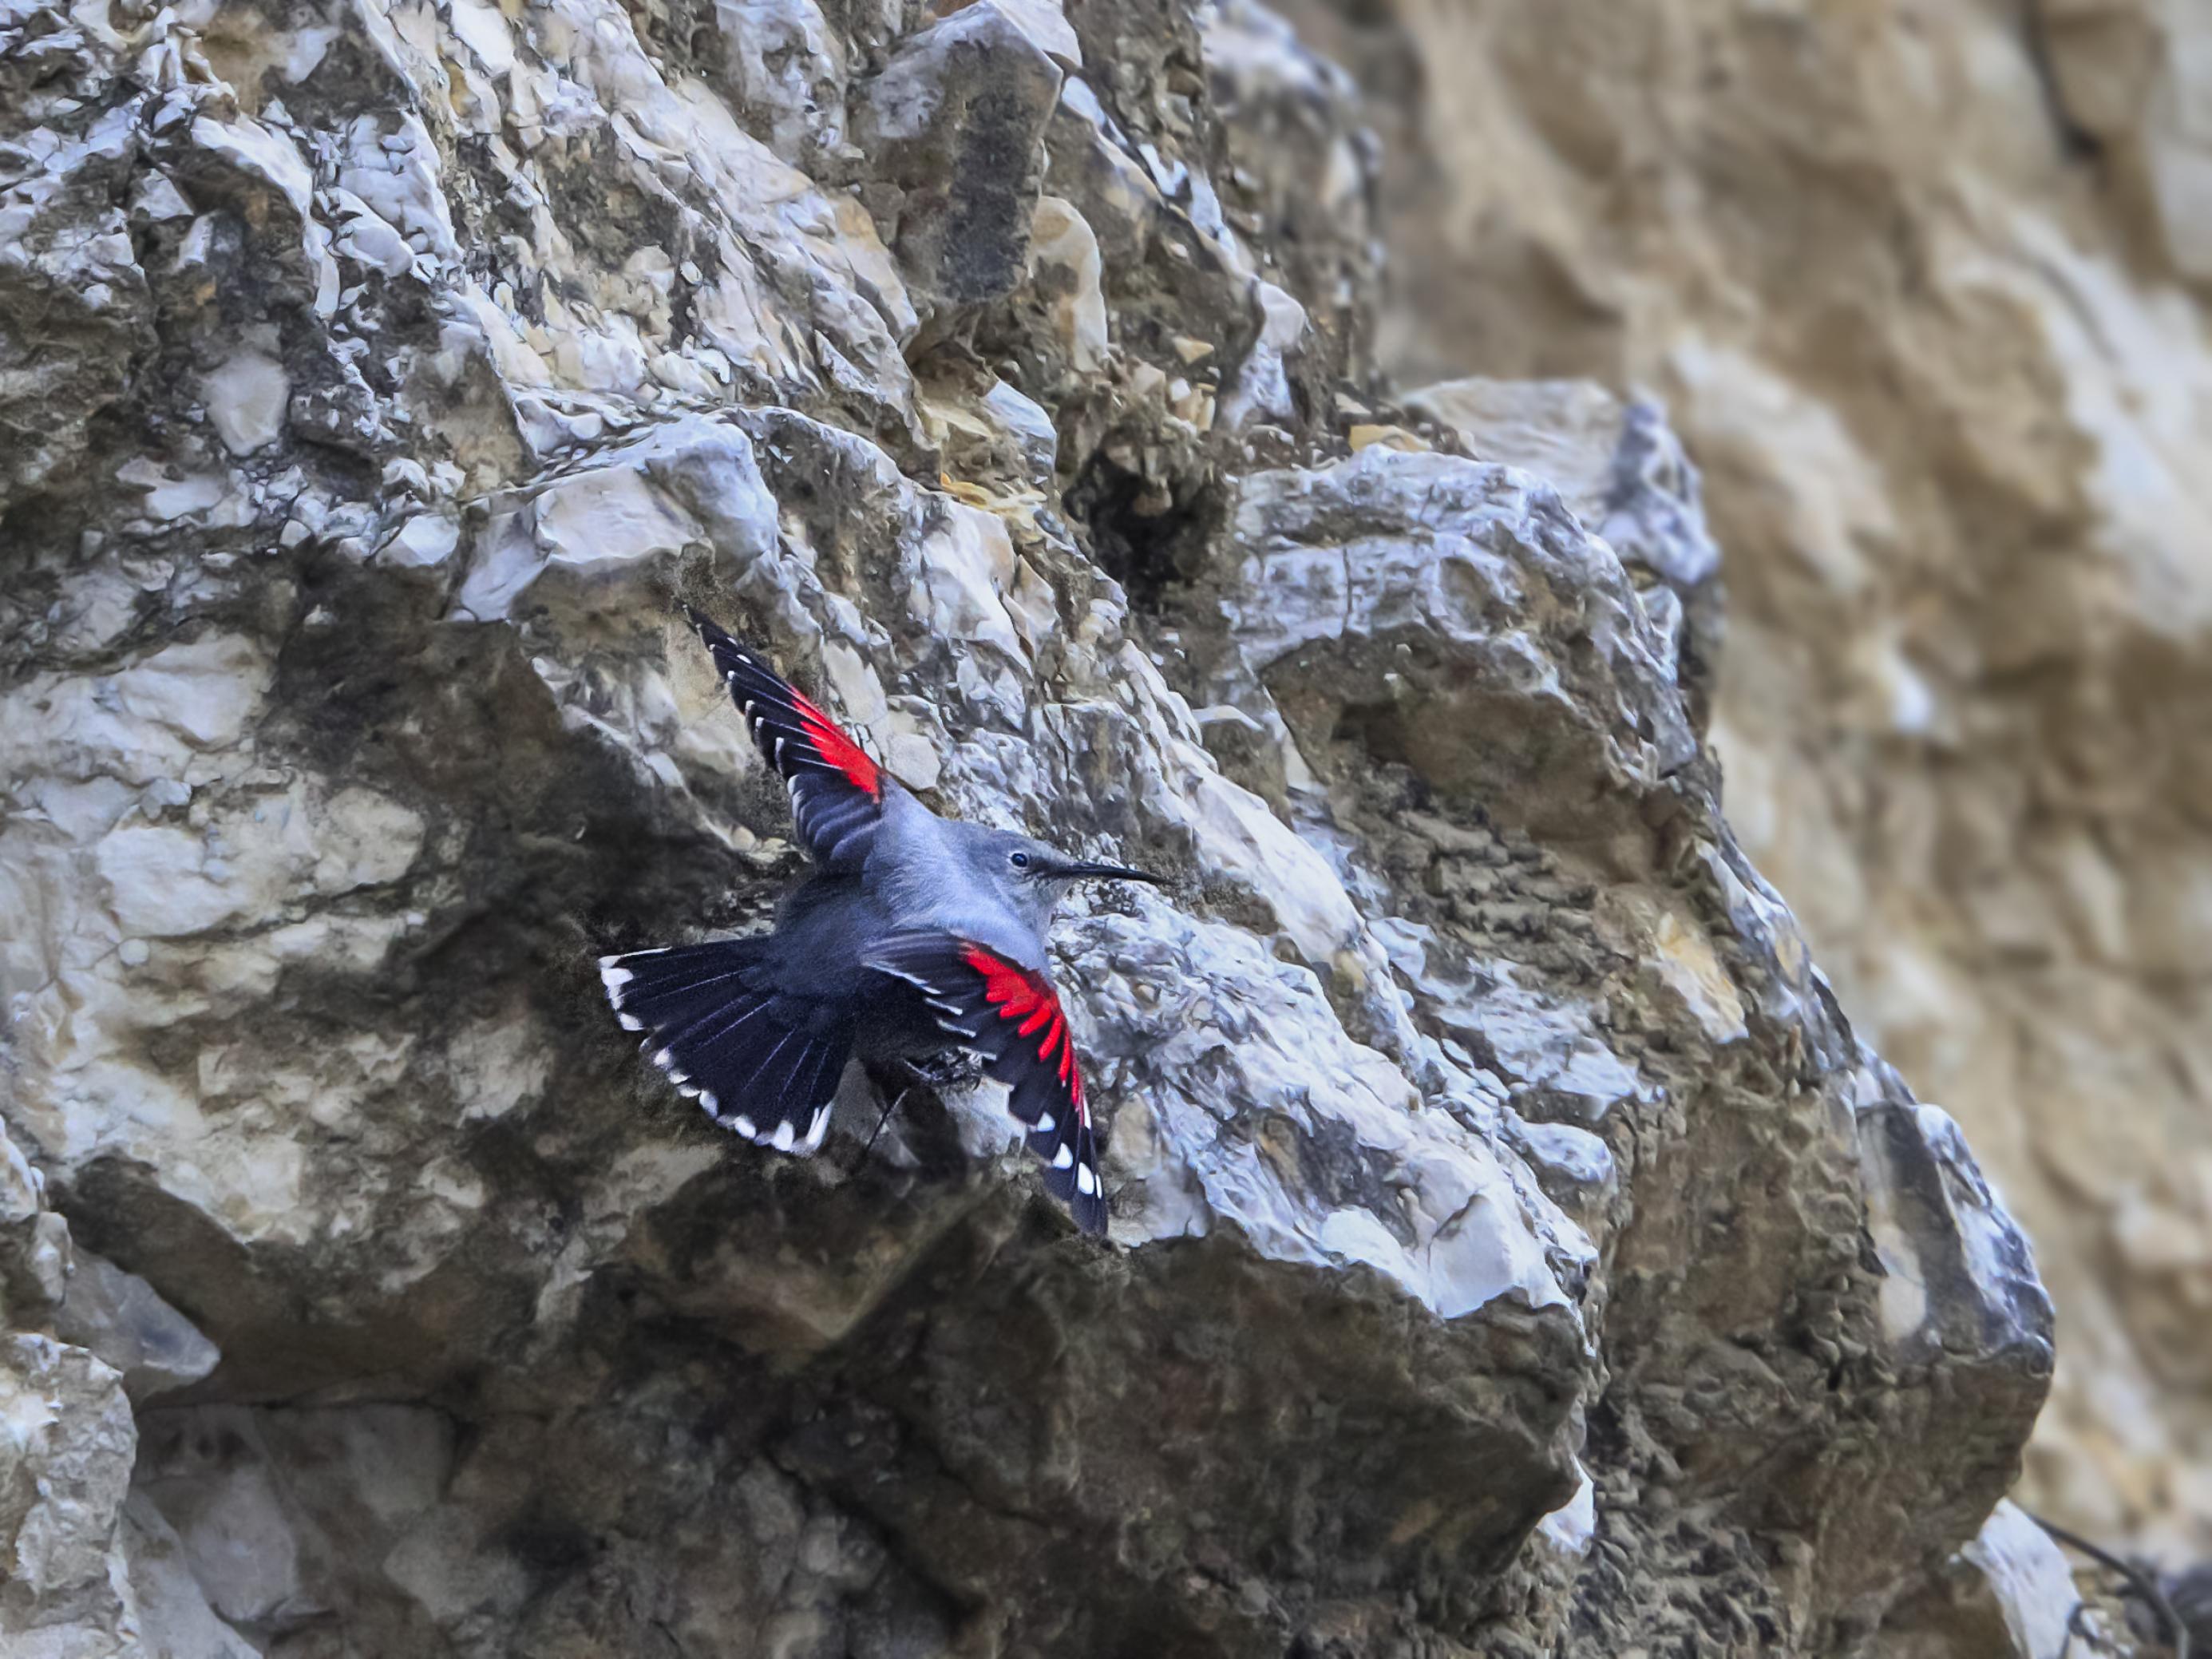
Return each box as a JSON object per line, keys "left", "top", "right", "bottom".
{"left": 865, "top": 932, "right": 1108, "bottom": 1233}
{"left": 791, "top": 688, "right": 882, "bottom": 797}
{"left": 960, "top": 944, "right": 1086, "bottom": 1118}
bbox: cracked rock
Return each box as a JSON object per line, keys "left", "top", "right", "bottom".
{"left": 853, "top": 2, "right": 1066, "bottom": 310}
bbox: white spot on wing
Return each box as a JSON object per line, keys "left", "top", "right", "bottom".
{"left": 1035, "top": 1111, "right": 1055, "bottom": 1134}
{"left": 732, "top": 1114, "right": 758, "bottom": 1138}
{"left": 1076, "top": 1163, "right": 1097, "bottom": 1196}
{"left": 1051, "top": 1144, "right": 1074, "bottom": 1170}
{"left": 771, "top": 1119, "right": 796, "bottom": 1152}
{"left": 801, "top": 1105, "right": 831, "bottom": 1153}
{"left": 618, "top": 1014, "right": 643, "bottom": 1031}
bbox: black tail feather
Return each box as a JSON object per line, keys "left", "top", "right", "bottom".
{"left": 600, "top": 940, "right": 851, "bottom": 1154}
{"left": 599, "top": 939, "right": 766, "bottom": 1034}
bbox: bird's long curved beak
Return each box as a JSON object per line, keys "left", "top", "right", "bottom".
{"left": 1050, "top": 860, "right": 1168, "bottom": 885}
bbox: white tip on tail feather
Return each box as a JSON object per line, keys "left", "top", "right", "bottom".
{"left": 599, "top": 962, "right": 633, "bottom": 1004}
{"left": 697, "top": 1105, "right": 829, "bottom": 1155}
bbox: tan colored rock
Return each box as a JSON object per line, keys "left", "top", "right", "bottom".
{"left": 1029, "top": 196, "right": 1110, "bottom": 373}
{"left": 0, "top": 0, "right": 2079, "bottom": 1653}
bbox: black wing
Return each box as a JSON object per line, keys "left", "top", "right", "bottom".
{"left": 684, "top": 606, "right": 884, "bottom": 869}
{"left": 865, "top": 932, "right": 1107, "bottom": 1234}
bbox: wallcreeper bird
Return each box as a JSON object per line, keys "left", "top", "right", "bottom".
{"left": 599, "top": 607, "right": 1162, "bottom": 1233}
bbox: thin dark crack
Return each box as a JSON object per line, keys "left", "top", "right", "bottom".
{"left": 2016, "top": 0, "right": 2105, "bottom": 163}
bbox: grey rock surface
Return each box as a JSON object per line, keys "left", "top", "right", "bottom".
{"left": 53, "top": 1252, "right": 224, "bottom": 1404}
{"left": 0, "top": 1117, "right": 143, "bottom": 1657}
{"left": 852, "top": 2, "right": 1065, "bottom": 310}
{"left": 1881, "top": 1499, "right": 2093, "bottom": 1659}
{"left": 0, "top": 0, "right": 2073, "bottom": 1651}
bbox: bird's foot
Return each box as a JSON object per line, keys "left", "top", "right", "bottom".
{"left": 900, "top": 1051, "right": 983, "bottom": 1092}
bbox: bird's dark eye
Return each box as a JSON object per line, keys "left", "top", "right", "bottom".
{"left": 1009, "top": 851, "right": 1031, "bottom": 869}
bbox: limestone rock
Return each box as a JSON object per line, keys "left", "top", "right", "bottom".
{"left": 0, "top": 1336, "right": 140, "bottom": 1655}
{"left": 1404, "top": 376, "right": 1725, "bottom": 725}
{"left": 1284, "top": 0, "right": 2212, "bottom": 1566}
{"left": 1882, "top": 1501, "right": 2089, "bottom": 1659}
{"left": 53, "top": 1255, "right": 222, "bottom": 1406}
{"left": 121, "top": 1492, "right": 256, "bottom": 1659}
{"left": 1225, "top": 446, "right": 1700, "bottom": 848}
{"left": 853, "top": 2, "right": 1066, "bottom": 310}
{"left": 0, "top": 1123, "right": 142, "bottom": 1657}
{"left": 1, "top": 1123, "right": 69, "bottom": 1321}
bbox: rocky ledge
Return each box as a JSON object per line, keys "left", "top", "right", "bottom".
{"left": 0, "top": 0, "right": 2068, "bottom": 1651}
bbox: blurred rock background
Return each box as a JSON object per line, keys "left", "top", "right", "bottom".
{"left": 0, "top": 0, "right": 2194, "bottom": 1649}
{"left": 1272, "top": 0, "right": 2212, "bottom": 1562}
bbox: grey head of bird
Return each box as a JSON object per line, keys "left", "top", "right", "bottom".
{"left": 944, "top": 821, "right": 1165, "bottom": 936}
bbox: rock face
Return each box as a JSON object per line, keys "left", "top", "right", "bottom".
{"left": 0, "top": 0, "right": 2071, "bottom": 1653}
{"left": 1274, "top": 0, "right": 2212, "bottom": 1564}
